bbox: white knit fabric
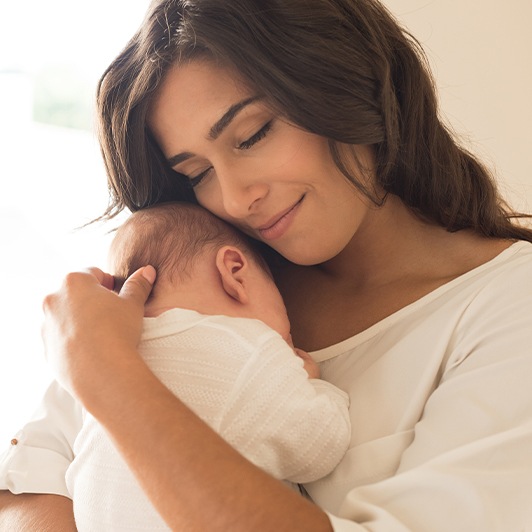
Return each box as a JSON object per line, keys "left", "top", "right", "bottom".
{"left": 64, "top": 311, "right": 350, "bottom": 531}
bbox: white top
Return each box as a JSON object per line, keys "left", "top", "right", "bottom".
{"left": 66, "top": 311, "right": 351, "bottom": 531}
{"left": 2, "top": 241, "right": 532, "bottom": 531}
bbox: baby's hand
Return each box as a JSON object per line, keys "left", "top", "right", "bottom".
{"left": 294, "top": 348, "right": 320, "bottom": 379}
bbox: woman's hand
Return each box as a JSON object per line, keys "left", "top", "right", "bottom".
{"left": 41, "top": 265, "right": 156, "bottom": 403}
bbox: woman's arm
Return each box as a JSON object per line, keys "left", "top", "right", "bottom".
{"left": 0, "top": 492, "right": 76, "bottom": 531}
{"left": 42, "top": 267, "right": 333, "bottom": 531}
{"left": 87, "top": 351, "right": 332, "bottom": 531}
{"left": 0, "top": 380, "right": 83, "bottom": 497}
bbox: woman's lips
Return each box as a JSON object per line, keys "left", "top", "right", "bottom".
{"left": 258, "top": 195, "right": 305, "bottom": 240}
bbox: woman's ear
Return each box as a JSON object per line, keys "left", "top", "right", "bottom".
{"left": 215, "top": 246, "right": 250, "bottom": 304}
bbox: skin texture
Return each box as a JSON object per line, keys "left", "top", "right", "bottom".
{"left": 0, "top": 492, "right": 76, "bottom": 531}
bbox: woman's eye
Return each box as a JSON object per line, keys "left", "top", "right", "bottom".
{"left": 181, "top": 119, "right": 274, "bottom": 188}
{"left": 238, "top": 120, "right": 273, "bottom": 150}
{"left": 189, "top": 166, "right": 213, "bottom": 188}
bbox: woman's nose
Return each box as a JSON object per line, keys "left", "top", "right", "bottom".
{"left": 217, "top": 164, "right": 268, "bottom": 219}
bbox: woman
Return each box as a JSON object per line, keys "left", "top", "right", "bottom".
{"left": 2, "top": 0, "right": 532, "bottom": 529}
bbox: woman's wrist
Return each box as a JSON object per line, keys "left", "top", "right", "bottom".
{"left": 72, "top": 346, "right": 149, "bottom": 417}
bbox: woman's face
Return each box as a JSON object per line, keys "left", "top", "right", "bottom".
{"left": 149, "top": 59, "right": 375, "bottom": 265}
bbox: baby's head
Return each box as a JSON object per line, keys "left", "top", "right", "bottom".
{"left": 110, "top": 202, "right": 291, "bottom": 340}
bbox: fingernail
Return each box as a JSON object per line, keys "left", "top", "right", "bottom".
{"left": 142, "top": 265, "right": 156, "bottom": 284}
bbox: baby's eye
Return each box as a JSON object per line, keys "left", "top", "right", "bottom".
{"left": 237, "top": 120, "right": 273, "bottom": 150}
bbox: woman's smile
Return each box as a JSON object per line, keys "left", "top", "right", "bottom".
{"left": 257, "top": 194, "right": 305, "bottom": 241}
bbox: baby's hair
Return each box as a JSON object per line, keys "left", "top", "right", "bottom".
{"left": 111, "top": 202, "right": 268, "bottom": 294}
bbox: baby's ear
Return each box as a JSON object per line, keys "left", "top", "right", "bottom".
{"left": 215, "top": 246, "right": 249, "bottom": 304}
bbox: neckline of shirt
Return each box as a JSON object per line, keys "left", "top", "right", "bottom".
{"left": 310, "top": 240, "right": 531, "bottom": 363}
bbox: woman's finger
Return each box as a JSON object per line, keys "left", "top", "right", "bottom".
{"left": 83, "top": 267, "right": 115, "bottom": 291}
{"left": 118, "top": 265, "right": 157, "bottom": 306}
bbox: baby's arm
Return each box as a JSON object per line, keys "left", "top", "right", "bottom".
{"left": 219, "top": 331, "right": 350, "bottom": 484}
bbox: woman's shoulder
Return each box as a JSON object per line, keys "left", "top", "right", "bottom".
{"left": 463, "top": 239, "right": 532, "bottom": 305}
{"left": 472, "top": 239, "right": 532, "bottom": 283}
{"left": 412, "top": 239, "right": 532, "bottom": 312}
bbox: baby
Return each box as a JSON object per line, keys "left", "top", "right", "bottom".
{"left": 65, "top": 202, "right": 350, "bottom": 531}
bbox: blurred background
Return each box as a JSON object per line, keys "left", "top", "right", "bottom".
{"left": 0, "top": 1, "right": 531, "bottom": 446}
{"left": 0, "top": 0, "right": 148, "bottom": 444}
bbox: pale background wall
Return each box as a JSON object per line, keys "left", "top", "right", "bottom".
{"left": 0, "top": 1, "right": 531, "bottom": 445}
{"left": 384, "top": 0, "right": 532, "bottom": 211}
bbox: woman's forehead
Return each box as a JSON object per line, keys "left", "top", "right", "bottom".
{"left": 158, "top": 59, "right": 249, "bottom": 107}
{"left": 147, "top": 59, "right": 259, "bottom": 149}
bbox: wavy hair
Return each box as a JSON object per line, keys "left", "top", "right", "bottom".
{"left": 97, "top": 0, "right": 532, "bottom": 241}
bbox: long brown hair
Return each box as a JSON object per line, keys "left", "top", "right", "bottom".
{"left": 97, "top": 0, "right": 532, "bottom": 241}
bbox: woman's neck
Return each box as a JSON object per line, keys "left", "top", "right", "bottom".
{"left": 276, "top": 194, "right": 513, "bottom": 350}
{"left": 317, "top": 195, "right": 433, "bottom": 284}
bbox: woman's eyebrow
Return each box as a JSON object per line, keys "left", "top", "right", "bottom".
{"left": 166, "top": 96, "right": 262, "bottom": 167}
{"left": 208, "top": 95, "right": 261, "bottom": 140}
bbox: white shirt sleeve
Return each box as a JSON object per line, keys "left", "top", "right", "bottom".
{"left": 0, "top": 380, "right": 82, "bottom": 497}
